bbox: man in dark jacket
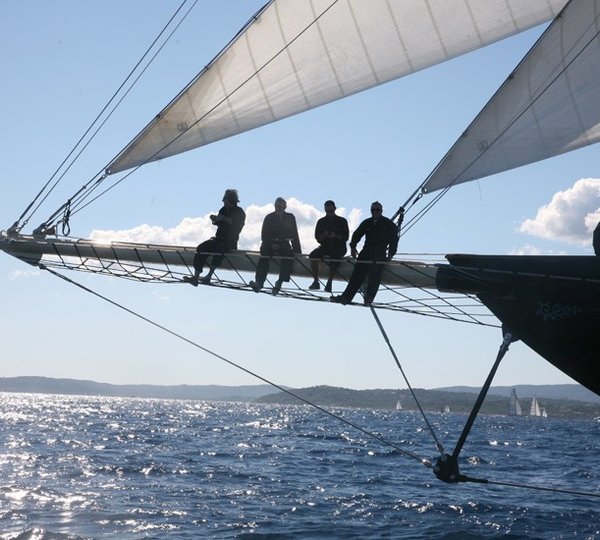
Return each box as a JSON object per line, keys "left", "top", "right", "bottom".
{"left": 250, "top": 197, "right": 301, "bottom": 295}
{"left": 331, "top": 201, "right": 398, "bottom": 305}
{"left": 184, "top": 189, "right": 246, "bottom": 285}
{"left": 309, "top": 200, "right": 349, "bottom": 292}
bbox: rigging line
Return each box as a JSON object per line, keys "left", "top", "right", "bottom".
{"left": 369, "top": 306, "right": 444, "bottom": 455}
{"left": 400, "top": 184, "right": 453, "bottom": 238}
{"left": 382, "top": 261, "right": 484, "bottom": 326}
{"left": 40, "top": 264, "right": 431, "bottom": 468}
{"left": 388, "top": 260, "right": 488, "bottom": 324}
{"left": 482, "top": 478, "right": 600, "bottom": 499}
{"left": 38, "top": 1, "right": 201, "bottom": 231}
{"left": 64, "top": 0, "right": 201, "bottom": 219}
{"left": 67, "top": 0, "right": 345, "bottom": 219}
{"left": 20, "top": 0, "right": 197, "bottom": 232}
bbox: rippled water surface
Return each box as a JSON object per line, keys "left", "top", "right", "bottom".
{"left": 0, "top": 393, "right": 598, "bottom": 539}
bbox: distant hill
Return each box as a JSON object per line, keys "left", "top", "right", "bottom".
{"left": 256, "top": 385, "right": 600, "bottom": 419}
{"left": 0, "top": 376, "right": 275, "bottom": 402}
{"left": 2, "top": 377, "right": 599, "bottom": 418}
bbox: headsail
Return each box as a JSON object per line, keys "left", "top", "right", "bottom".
{"left": 423, "top": 0, "right": 600, "bottom": 193}
{"left": 107, "top": 0, "right": 567, "bottom": 174}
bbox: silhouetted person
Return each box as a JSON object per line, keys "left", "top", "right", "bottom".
{"left": 594, "top": 221, "right": 600, "bottom": 256}
{"left": 184, "top": 189, "right": 245, "bottom": 286}
{"left": 308, "top": 200, "right": 349, "bottom": 292}
{"left": 250, "top": 197, "right": 301, "bottom": 295}
{"left": 331, "top": 201, "right": 398, "bottom": 306}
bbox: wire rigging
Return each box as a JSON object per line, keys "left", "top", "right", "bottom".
{"left": 20, "top": 0, "right": 199, "bottom": 234}
{"left": 369, "top": 306, "right": 444, "bottom": 455}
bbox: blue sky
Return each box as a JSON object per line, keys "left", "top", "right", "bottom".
{"left": 1, "top": 1, "right": 599, "bottom": 391}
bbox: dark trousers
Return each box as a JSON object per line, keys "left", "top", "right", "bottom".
{"left": 309, "top": 244, "right": 346, "bottom": 272}
{"left": 255, "top": 240, "right": 294, "bottom": 285}
{"left": 343, "top": 259, "right": 385, "bottom": 302}
{"left": 194, "top": 238, "right": 226, "bottom": 275}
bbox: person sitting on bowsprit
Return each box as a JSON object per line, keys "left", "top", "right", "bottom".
{"left": 331, "top": 201, "right": 398, "bottom": 306}
{"left": 250, "top": 197, "right": 301, "bottom": 295}
{"left": 184, "top": 189, "right": 246, "bottom": 286}
{"left": 308, "top": 200, "right": 349, "bottom": 292}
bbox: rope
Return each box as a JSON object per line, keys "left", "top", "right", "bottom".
{"left": 483, "top": 479, "right": 600, "bottom": 499}
{"left": 18, "top": 244, "right": 494, "bottom": 324}
{"left": 369, "top": 306, "right": 444, "bottom": 455}
{"left": 29, "top": 0, "right": 198, "bottom": 230}
{"left": 40, "top": 264, "right": 432, "bottom": 468}
{"left": 381, "top": 261, "right": 490, "bottom": 326}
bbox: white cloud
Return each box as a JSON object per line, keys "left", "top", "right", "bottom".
{"left": 519, "top": 178, "right": 600, "bottom": 245}
{"left": 508, "top": 245, "right": 566, "bottom": 256}
{"left": 509, "top": 245, "right": 543, "bottom": 256}
{"left": 90, "top": 197, "right": 364, "bottom": 254}
{"left": 90, "top": 217, "right": 214, "bottom": 246}
{"left": 152, "top": 290, "right": 170, "bottom": 301}
{"left": 8, "top": 268, "right": 40, "bottom": 280}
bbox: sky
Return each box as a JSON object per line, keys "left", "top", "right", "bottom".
{"left": 1, "top": 1, "right": 599, "bottom": 392}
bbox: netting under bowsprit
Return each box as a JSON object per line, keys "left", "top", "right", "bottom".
{"left": 0, "top": 233, "right": 496, "bottom": 326}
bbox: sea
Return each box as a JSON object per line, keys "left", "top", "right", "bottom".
{"left": 0, "top": 393, "right": 598, "bottom": 539}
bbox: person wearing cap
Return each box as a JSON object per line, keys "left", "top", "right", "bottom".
{"left": 250, "top": 197, "right": 301, "bottom": 295}
{"left": 184, "top": 189, "right": 246, "bottom": 286}
{"left": 331, "top": 201, "right": 398, "bottom": 306}
{"left": 308, "top": 200, "right": 349, "bottom": 292}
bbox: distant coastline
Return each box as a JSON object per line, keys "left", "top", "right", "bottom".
{"left": 1, "top": 376, "right": 599, "bottom": 418}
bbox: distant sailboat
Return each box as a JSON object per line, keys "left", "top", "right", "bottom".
{"left": 509, "top": 388, "right": 523, "bottom": 416}
{"left": 395, "top": 400, "right": 402, "bottom": 411}
{"left": 530, "top": 397, "right": 540, "bottom": 416}
{"left": 443, "top": 405, "right": 451, "bottom": 414}
{"left": 530, "top": 397, "right": 546, "bottom": 417}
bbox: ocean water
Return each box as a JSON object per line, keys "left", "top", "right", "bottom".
{"left": 0, "top": 393, "right": 598, "bottom": 539}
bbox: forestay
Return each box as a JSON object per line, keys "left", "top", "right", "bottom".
{"left": 423, "top": 0, "right": 600, "bottom": 193}
{"left": 107, "top": 0, "right": 567, "bottom": 175}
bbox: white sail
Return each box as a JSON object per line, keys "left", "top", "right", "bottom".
{"left": 530, "top": 397, "right": 542, "bottom": 416}
{"left": 509, "top": 388, "right": 522, "bottom": 416}
{"left": 107, "top": 0, "right": 566, "bottom": 174}
{"left": 423, "top": 0, "right": 600, "bottom": 193}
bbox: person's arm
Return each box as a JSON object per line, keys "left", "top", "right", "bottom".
{"left": 231, "top": 207, "right": 246, "bottom": 236}
{"left": 314, "top": 218, "right": 324, "bottom": 243}
{"left": 387, "top": 220, "right": 399, "bottom": 259}
{"left": 261, "top": 214, "right": 272, "bottom": 243}
{"left": 340, "top": 217, "right": 350, "bottom": 243}
{"left": 290, "top": 215, "right": 301, "bottom": 253}
{"left": 349, "top": 220, "right": 366, "bottom": 258}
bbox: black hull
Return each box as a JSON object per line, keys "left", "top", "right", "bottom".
{"left": 437, "top": 255, "right": 600, "bottom": 396}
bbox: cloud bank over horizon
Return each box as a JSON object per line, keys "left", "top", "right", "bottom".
{"left": 519, "top": 178, "right": 600, "bottom": 246}
{"left": 90, "top": 197, "right": 364, "bottom": 253}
